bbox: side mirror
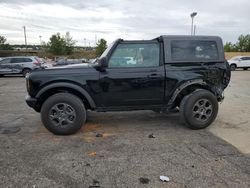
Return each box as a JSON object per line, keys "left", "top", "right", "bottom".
{"left": 99, "top": 57, "right": 108, "bottom": 67}
{"left": 94, "top": 57, "right": 108, "bottom": 72}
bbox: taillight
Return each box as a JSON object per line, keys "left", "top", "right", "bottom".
{"left": 33, "top": 61, "right": 40, "bottom": 66}
{"left": 34, "top": 58, "right": 41, "bottom": 66}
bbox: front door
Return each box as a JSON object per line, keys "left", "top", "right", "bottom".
{"left": 99, "top": 41, "right": 165, "bottom": 107}
{"left": 0, "top": 58, "right": 12, "bottom": 74}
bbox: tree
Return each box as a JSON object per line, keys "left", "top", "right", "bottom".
{"left": 96, "top": 39, "right": 107, "bottom": 57}
{"left": 64, "top": 32, "right": 76, "bottom": 55}
{"left": 47, "top": 32, "right": 76, "bottom": 55}
{"left": 224, "top": 42, "right": 238, "bottom": 52}
{"left": 224, "top": 34, "right": 250, "bottom": 52}
{"left": 0, "top": 35, "right": 13, "bottom": 50}
{"left": 236, "top": 34, "right": 250, "bottom": 52}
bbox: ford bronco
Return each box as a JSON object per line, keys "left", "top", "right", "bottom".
{"left": 25, "top": 35, "right": 231, "bottom": 135}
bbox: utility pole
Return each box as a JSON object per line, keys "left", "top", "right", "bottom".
{"left": 84, "top": 38, "right": 86, "bottom": 47}
{"left": 193, "top": 25, "right": 196, "bottom": 36}
{"left": 23, "top": 26, "right": 27, "bottom": 50}
{"left": 39, "top": 35, "right": 42, "bottom": 45}
{"left": 190, "top": 12, "right": 197, "bottom": 35}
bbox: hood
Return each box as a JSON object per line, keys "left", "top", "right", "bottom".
{"left": 48, "top": 63, "right": 90, "bottom": 69}
{"left": 30, "top": 63, "right": 98, "bottom": 78}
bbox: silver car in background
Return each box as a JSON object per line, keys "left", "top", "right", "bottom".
{"left": 0, "top": 56, "right": 42, "bottom": 77}
{"left": 228, "top": 56, "right": 250, "bottom": 70}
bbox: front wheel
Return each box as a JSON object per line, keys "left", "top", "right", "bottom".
{"left": 243, "top": 68, "right": 248, "bottom": 70}
{"left": 230, "top": 64, "right": 236, "bottom": 71}
{"left": 41, "top": 93, "right": 86, "bottom": 135}
{"left": 180, "top": 89, "right": 218, "bottom": 129}
{"left": 22, "top": 68, "right": 31, "bottom": 77}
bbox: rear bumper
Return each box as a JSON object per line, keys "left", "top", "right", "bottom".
{"left": 25, "top": 95, "right": 37, "bottom": 109}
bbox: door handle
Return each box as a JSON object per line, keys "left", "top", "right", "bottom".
{"left": 148, "top": 73, "right": 159, "bottom": 78}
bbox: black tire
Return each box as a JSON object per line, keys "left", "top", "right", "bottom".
{"left": 41, "top": 93, "right": 86, "bottom": 135}
{"left": 0, "top": 74, "right": 3, "bottom": 77}
{"left": 243, "top": 68, "right": 248, "bottom": 70}
{"left": 230, "top": 64, "right": 236, "bottom": 71}
{"left": 180, "top": 89, "right": 218, "bottom": 129}
{"left": 22, "top": 68, "right": 31, "bottom": 77}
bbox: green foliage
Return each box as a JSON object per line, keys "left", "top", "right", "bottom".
{"left": 0, "top": 35, "right": 13, "bottom": 50}
{"left": 224, "top": 34, "right": 250, "bottom": 52}
{"left": 236, "top": 34, "right": 250, "bottom": 52}
{"left": 96, "top": 39, "right": 107, "bottom": 57}
{"left": 224, "top": 42, "right": 237, "bottom": 52}
{"left": 47, "top": 32, "right": 76, "bottom": 55}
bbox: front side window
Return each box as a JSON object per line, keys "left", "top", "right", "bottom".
{"left": 0, "top": 58, "right": 11, "bottom": 64}
{"left": 171, "top": 40, "right": 219, "bottom": 61}
{"left": 109, "top": 43, "right": 159, "bottom": 68}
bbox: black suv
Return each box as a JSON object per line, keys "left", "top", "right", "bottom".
{"left": 26, "top": 35, "right": 231, "bottom": 135}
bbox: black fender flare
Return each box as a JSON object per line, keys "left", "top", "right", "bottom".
{"left": 36, "top": 82, "right": 96, "bottom": 109}
{"left": 167, "top": 79, "right": 207, "bottom": 107}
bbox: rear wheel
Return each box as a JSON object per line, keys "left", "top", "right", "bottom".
{"left": 230, "top": 64, "right": 236, "bottom": 71}
{"left": 180, "top": 89, "right": 218, "bottom": 129}
{"left": 22, "top": 68, "right": 31, "bottom": 77}
{"left": 243, "top": 68, "right": 248, "bottom": 70}
{"left": 41, "top": 93, "right": 86, "bottom": 135}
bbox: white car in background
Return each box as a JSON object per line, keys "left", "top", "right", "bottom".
{"left": 228, "top": 56, "right": 250, "bottom": 71}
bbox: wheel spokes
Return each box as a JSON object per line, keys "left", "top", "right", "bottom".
{"left": 49, "top": 103, "right": 76, "bottom": 127}
{"left": 192, "top": 98, "right": 213, "bottom": 122}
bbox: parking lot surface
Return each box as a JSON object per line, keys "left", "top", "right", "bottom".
{"left": 0, "top": 73, "right": 250, "bottom": 188}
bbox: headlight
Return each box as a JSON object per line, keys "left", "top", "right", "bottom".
{"left": 26, "top": 78, "right": 31, "bottom": 92}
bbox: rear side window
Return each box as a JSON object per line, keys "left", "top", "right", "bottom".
{"left": 23, "top": 58, "right": 32, "bottom": 62}
{"left": 10, "top": 58, "right": 32, "bottom": 63}
{"left": 241, "top": 57, "right": 250, "bottom": 61}
{"left": 10, "top": 58, "right": 23, "bottom": 63}
{"left": 171, "top": 40, "right": 219, "bottom": 61}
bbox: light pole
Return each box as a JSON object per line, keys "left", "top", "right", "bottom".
{"left": 84, "top": 38, "right": 86, "bottom": 47}
{"left": 39, "top": 35, "right": 42, "bottom": 45}
{"left": 190, "top": 12, "right": 197, "bottom": 35}
{"left": 23, "top": 26, "right": 27, "bottom": 50}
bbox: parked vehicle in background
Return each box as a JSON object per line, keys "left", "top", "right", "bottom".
{"left": 52, "top": 59, "right": 83, "bottom": 67}
{"left": 38, "top": 58, "right": 52, "bottom": 68}
{"left": 0, "top": 56, "right": 42, "bottom": 77}
{"left": 228, "top": 56, "right": 250, "bottom": 70}
{"left": 26, "top": 35, "right": 231, "bottom": 135}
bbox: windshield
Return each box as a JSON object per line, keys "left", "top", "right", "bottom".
{"left": 100, "top": 41, "right": 115, "bottom": 58}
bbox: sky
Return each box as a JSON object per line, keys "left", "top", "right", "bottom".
{"left": 0, "top": 0, "right": 249, "bottom": 46}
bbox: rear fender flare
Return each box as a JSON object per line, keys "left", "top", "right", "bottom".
{"left": 167, "top": 79, "right": 207, "bottom": 107}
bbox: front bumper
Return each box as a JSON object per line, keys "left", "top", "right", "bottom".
{"left": 25, "top": 95, "right": 37, "bottom": 109}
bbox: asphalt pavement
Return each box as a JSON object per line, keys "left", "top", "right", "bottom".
{"left": 0, "top": 73, "right": 249, "bottom": 188}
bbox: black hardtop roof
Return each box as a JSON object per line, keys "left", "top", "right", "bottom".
{"left": 159, "top": 35, "right": 221, "bottom": 40}
{"left": 119, "top": 35, "right": 222, "bottom": 42}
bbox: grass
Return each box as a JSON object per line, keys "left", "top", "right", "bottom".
{"left": 225, "top": 52, "right": 250, "bottom": 60}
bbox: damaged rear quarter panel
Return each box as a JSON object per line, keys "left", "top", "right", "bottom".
{"left": 164, "top": 62, "right": 230, "bottom": 105}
